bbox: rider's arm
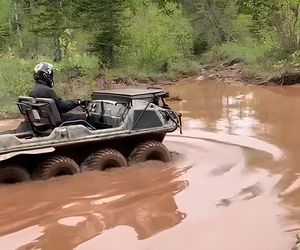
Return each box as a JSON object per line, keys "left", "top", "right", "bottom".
{"left": 48, "top": 88, "right": 79, "bottom": 113}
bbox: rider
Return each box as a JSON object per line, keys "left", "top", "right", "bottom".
{"left": 29, "top": 62, "right": 88, "bottom": 122}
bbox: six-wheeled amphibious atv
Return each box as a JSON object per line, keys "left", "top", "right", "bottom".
{"left": 0, "top": 88, "right": 182, "bottom": 184}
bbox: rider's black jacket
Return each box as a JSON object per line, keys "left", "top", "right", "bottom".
{"left": 29, "top": 80, "right": 79, "bottom": 113}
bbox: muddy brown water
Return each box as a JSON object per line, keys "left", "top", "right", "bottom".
{"left": 1, "top": 79, "right": 300, "bottom": 249}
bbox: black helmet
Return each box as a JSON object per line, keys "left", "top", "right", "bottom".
{"left": 33, "top": 62, "right": 54, "bottom": 87}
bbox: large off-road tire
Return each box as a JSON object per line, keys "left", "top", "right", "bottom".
{"left": 128, "top": 140, "right": 171, "bottom": 165}
{"left": 34, "top": 156, "right": 80, "bottom": 180}
{"left": 0, "top": 165, "right": 31, "bottom": 184}
{"left": 81, "top": 148, "right": 127, "bottom": 172}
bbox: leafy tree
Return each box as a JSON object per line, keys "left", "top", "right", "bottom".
{"left": 74, "top": 0, "right": 125, "bottom": 67}
{"left": 0, "top": 0, "right": 9, "bottom": 49}
{"left": 238, "top": 0, "right": 300, "bottom": 51}
{"left": 25, "top": 0, "right": 75, "bottom": 60}
{"left": 119, "top": 1, "right": 193, "bottom": 72}
{"left": 0, "top": 24, "right": 9, "bottom": 49}
{"left": 182, "top": 0, "right": 239, "bottom": 54}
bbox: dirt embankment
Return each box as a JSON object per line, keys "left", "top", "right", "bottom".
{"left": 197, "top": 59, "right": 300, "bottom": 86}
{"left": 95, "top": 59, "right": 300, "bottom": 89}
{"left": 94, "top": 71, "right": 197, "bottom": 90}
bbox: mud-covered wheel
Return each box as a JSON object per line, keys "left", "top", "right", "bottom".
{"left": 128, "top": 140, "right": 171, "bottom": 165}
{"left": 34, "top": 156, "right": 80, "bottom": 180}
{"left": 81, "top": 148, "right": 127, "bottom": 172}
{"left": 0, "top": 164, "right": 31, "bottom": 184}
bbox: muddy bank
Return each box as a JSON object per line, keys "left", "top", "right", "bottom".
{"left": 197, "top": 59, "right": 300, "bottom": 86}
{"left": 94, "top": 70, "right": 198, "bottom": 90}
{"left": 95, "top": 60, "right": 300, "bottom": 90}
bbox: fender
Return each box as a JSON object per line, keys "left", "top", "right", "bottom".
{"left": 0, "top": 147, "right": 55, "bottom": 162}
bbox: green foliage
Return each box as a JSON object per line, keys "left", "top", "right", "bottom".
{"left": 0, "top": 56, "right": 32, "bottom": 96}
{"left": 118, "top": 1, "right": 194, "bottom": 73}
{"left": 26, "top": 0, "right": 76, "bottom": 60}
{"left": 237, "top": 0, "right": 275, "bottom": 38}
{"left": 3, "top": 0, "right": 300, "bottom": 118}
{"left": 74, "top": 0, "right": 125, "bottom": 67}
{"left": 0, "top": 24, "right": 9, "bottom": 48}
{"left": 0, "top": 0, "right": 10, "bottom": 22}
{"left": 238, "top": 0, "right": 300, "bottom": 50}
{"left": 184, "top": 0, "right": 239, "bottom": 50}
{"left": 0, "top": 0, "right": 10, "bottom": 49}
{"left": 201, "top": 38, "right": 275, "bottom": 65}
{"left": 241, "top": 63, "right": 277, "bottom": 80}
{"left": 55, "top": 54, "right": 99, "bottom": 90}
{"left": 0, "top": 53, "right": 98, "bottom": 116}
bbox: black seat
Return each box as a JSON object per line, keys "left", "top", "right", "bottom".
{"left": 16, "top": 97, "right": 96, "bottom": 137}
{"left": 35, "top": 98, "right": 95, "bottom": 130}
{"left": 36, "top": 98, "right": 62, "bottom": 127}
{"left": 17, "top": 96, "right": 36, "bottom": 115}
{"left": 17, "top": 97, "right": 57, "bottom": 136}
{"left": 13, "top": 96, "right": 36, "bottom": 138}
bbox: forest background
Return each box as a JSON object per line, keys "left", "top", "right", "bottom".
{"left": 0, "top": 0, "right": 300, "bottom": 115}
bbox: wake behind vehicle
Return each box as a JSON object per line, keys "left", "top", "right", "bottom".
{"left": 0, "top": 88, "right": 182, "bottom": 184}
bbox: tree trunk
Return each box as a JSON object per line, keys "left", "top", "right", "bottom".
{"left": 53, "top": 0, "right": 63, "bottom": 61}
{"left": 8, "top": 19, "right": 12, "bottom": 45}
{"left": 33, "top": 33, "right": 38, "bottom": 59}
{"left": 54, "top": 36, "right": 62, "bottom": 61}
{"left": 13, "top": 0, "right": 23, "bottom": 49}
{"left": 205, "top": 0, "right": 229, "bottom": 43}
{"left": 296, "top": 3, "right": 300, "bottom": 48}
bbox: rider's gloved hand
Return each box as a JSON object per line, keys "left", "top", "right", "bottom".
{"left": 83, "top": 100, "right": 91, "bottom": 107}
{"left": 76, "top": 99, "right": 90, "bottom": 107}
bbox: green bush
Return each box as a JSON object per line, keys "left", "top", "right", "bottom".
{"left": 53, "top": 54, "right": 99, "bottom": 99}
{"left": 0, "top": 56, "right": 34, "bottom": 117}
{"left": 54, "top": 55, "right": 99, "bottom": 84}
{"left": 118, "top": 2, "right": 195, "bottom": 74}
{"left": 106, "top": 58, "right": 199, "bottom": 81}
{"left": 0, "top": 56, "right": 33, "bottom": 96}
{"left": 0, "top": 53, "right": 99, "bottom": 117}
{"left": 201, "top": 38, "right": 276, "bottom": 65}
{"left": 0, "top": 54, "right": 98, "bottom": 95}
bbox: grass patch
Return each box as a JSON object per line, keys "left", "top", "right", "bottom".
{"left": 201, "top": 39, "right": 275, "bottom": 66}
{"left": 241, "top": 63, "right": 278, "bottom": 80}
{"left": 199, "top": 38, "right": 292, "bottom": 80}
{"left": 0, "top": 54, "right": 99, "bottom": 117}
{"left": 105, "top": 59, "right": 200, "bottom": 82}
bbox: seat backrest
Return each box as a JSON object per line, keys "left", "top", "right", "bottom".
{"left": 35, "top": 98, "right": 62, "bottom": 125}
{"left": 17, "top": 96, "right": 36, "bottom": 116}
{"left": 16, "top": 96, "right": 62, "bottom": 136}
{"left": 18, "top": 96, "right": 36, "bottom": 103}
